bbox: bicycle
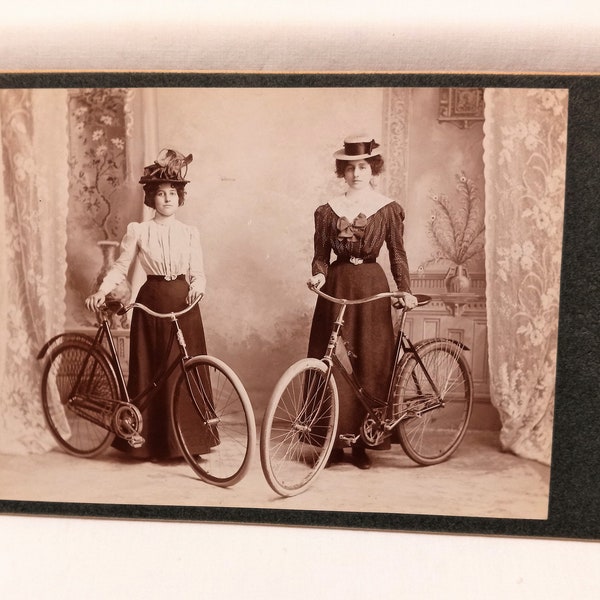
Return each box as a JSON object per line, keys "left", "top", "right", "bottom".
{"left": 260, "top": 285, "right": 473, "bottom": 496}
{"left": 37, "top": 296, "right": 256, "bottom": 487}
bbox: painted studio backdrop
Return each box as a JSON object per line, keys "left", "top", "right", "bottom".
{"left": 0, "top": 87, "right": 567, "bottom": 467}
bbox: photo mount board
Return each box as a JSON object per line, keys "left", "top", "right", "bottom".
{"left": 0, "top": 71, "right": 598, "bottom": 541}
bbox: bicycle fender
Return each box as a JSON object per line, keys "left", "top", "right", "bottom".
{"left": 36, "top": 332, "right": 97, "bottom": 360}
{"left": 413, "top": 337, "right": 471, "bottom": 352}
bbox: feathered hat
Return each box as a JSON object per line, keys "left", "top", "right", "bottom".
{"left": 139, "top": 148, "right": 193, "bottom": 184}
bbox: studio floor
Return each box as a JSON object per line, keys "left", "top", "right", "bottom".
{"left": 0, "top": 430, "right": 550, "bottom": 520}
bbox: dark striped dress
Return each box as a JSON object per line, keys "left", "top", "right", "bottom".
{"left": 307, "top": 199, "right": 412, "bottom": 448}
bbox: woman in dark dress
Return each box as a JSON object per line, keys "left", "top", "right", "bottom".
{"left": 86, "top": 149, "right": 214, "bottom": 460}
{"left": 307, "top": 134, "right": 418, "bottom": 469}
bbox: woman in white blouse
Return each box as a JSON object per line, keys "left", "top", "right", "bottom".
{"left": 85, "top": 149, "right": 213, "bottom": 461}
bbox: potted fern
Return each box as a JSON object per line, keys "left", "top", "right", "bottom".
{"left": 420, "top": 171, "right": 485, "bottom": 292}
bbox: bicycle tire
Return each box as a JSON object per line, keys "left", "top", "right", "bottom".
{"left": 171, "top": 355, "right": 256, "bottom": 487}
{"left": 394, "top": 339, "right": 473, "bottom": 465}
{"left": 41, "top": 340, "right": 117, "bottom": 457}
{"left": 260, "top": 358, "right": 339, "bottom": 497}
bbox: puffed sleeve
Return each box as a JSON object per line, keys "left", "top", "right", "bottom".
{"left": 311, "top": 205, "right": 332, "bottom": 277}
{"left": 188, "top": 226, "right": 207, "bottom": 294}
{"left": 385, "top": 203, "right": 412, "bottom": 293}
{"left": 98, "top": 222, "right": 140, "bottom": 295}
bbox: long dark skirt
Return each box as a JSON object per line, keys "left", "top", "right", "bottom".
{"left": 307, "top": 261, "right": 395, "bottom": 449}
{"left": 113, "top": 275, "right": 214, "bottom": 459}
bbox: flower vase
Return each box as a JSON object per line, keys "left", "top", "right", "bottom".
{"left": 445, "top": 265, "right": 471, "bottom": 293}
{"left": 95, "top": 240, "right": 131, "bottom": 328}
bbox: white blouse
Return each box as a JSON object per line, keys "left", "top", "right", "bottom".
{"left": 98, "top": 218, "right": 206, "bottom": 296}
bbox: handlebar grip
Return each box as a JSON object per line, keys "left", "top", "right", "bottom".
{"left": 100, "top": 301, "right": 127, "bottom": 315}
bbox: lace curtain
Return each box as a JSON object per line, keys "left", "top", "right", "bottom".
{"left": 0, "top": 89, "right": 69, "bottom": 453}
{"left": 483, "top": 88, "right": 568, "bottom": 465}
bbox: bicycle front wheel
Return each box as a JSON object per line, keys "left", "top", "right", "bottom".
{"left": 171, "top": 356, "right": 256, "bottom": 487}
{"left": 41, "top": 341, "right": 117, "bottom": 457}
{"left": 260, "top": 358, "right": 338, "bottom": 497}
{"left": 394, "top": 340, "right": 473, "bottom": 465}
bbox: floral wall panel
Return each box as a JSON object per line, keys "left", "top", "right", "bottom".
{"left": 65, "top": 88, "right": 141, "bottom": 328}
{"left": 381, "top": 87, "right": 410, "bottom": 204}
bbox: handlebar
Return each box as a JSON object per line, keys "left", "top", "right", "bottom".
{"left": 103, "top": 293, "right": 203, "bottom": 319}
{"left": 308, "top": 283, "right": 430, "bottom": 309}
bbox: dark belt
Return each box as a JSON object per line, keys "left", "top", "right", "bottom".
{"left": 336, "top": 257, "right": 376, "bottom": 264}
{"left": 146, "top": 274, "right": 186, "bottom": 281}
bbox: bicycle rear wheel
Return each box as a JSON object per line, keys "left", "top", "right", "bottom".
{"left": 41, "top": 341, "right": 117, "bottom": 457}
{"left": 260, "top": 359, "right": 338, "bottom": 497}
{"left": 394, "top": 340, "right": 473, "bottom": 465}
{"left": 171, "top": 356, "right": 256, "bottom": 487}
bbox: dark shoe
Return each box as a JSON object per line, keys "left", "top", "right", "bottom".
{"left": 325, "top": 448, "right": 345, "bottom": 468}
{"left": 351, "top": 446, "right": 371, "bottom": 470}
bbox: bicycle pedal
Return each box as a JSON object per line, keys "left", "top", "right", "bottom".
{"left": 338, "top": 434, "right": 359, "bottom": 447}
{"left": 128, "top": 434, "right": 145, "bottom": 448}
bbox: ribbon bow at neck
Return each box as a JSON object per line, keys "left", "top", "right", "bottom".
{"left": 337, "top": 213, "right": 368, "bottom": 242}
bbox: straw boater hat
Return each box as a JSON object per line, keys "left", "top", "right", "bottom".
{"left": 333, "top": 135, "right": 382, "bottom": 160}
{"left": 139, "top": 148, "right": 193, "bottom": 185}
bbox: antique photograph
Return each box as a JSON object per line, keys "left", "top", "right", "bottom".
{"left": 0, "top": 84, "right": 567, "bottom": 522}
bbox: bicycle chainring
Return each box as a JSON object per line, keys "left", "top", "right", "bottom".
{"left": 112, "top": 403, "right": 143, "bottom": 440}
{"left": 360, "top": 409, "right": 387, "bottom": 447}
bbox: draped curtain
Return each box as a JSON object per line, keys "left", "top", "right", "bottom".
{"left": 0, "top": 89, "right": 69, "bottom": 453}
{"left": 483, "top": 88, "right": 568, "bottom": 465}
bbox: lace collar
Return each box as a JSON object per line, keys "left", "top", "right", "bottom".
{"left": 328, "top": 191, "right": 392, "bottom": 220}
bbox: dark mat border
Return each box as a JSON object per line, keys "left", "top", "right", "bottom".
{"left": 1, "top": 72, "right": 598, "bottom": 540}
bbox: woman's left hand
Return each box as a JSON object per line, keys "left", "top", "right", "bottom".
{"left": 187, "top": 286, "right": 204, "bottom": 305}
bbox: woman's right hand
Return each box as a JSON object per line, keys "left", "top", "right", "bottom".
{"left": 307, "top": 274, "right": 326, "bottom": 290}
{"left": 395, "top": 291, "right": 418, "bottom": 310}
{"left": 85, "top": 292, "right": 106, "bottom": 312}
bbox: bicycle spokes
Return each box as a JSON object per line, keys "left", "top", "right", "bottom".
{"left": 394, "top": 340, "right": 473, "bottom": 465}
{"left": 260, "top": 360, "right": 338, "bottom": 496}
{"left": 41, "top": 342, "right": 118, "bottom": 457}
{"left": 186, "top": 362, "right": 218, "bottom": 427}
{"left": 172, "top": 357, "right": 255, "bottom": 487}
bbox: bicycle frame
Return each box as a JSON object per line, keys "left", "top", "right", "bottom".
{"left": 46, "top": 296, "right": 216, "bottom": 443}
{"left": 107, "top": 300, "right": 216, "bottom": 425}
{"left": 82, "top": 309, "right": 184, "bottom": 412}
{"left": 40, "top": 293, "right": 256, "bottom": 486}
{"left": 260, "top": 285, "right": 475, "bottom": 496}
{"left": 310, "top": 286, "right": 461, "bottom": 441}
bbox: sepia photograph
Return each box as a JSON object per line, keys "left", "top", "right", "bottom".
{"left": 0, "top": 82, "right": 568, "bottom": 524}
{"left": 3, "top": 2, "right": 600, "bottom": 597}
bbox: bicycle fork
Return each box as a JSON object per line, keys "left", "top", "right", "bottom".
{"left": 322, "top": 304, "right": 364, "bottom": 447}
{"left": 176, "top": 327, "right": 220, "bottom": 438}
